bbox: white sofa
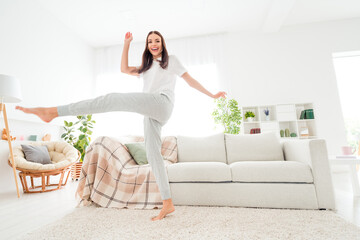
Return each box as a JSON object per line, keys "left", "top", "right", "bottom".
{"left": 167, "top": 132, "right": 336, "bottom": 210}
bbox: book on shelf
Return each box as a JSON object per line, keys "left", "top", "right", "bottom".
{"left": 300, "top": 109, "right": 314, "bottom": 119}
{"left": 250, "top": 128, "right": 261, "bottom": 134}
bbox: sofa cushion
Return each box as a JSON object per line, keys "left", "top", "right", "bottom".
{"left": 225, "top": 132, "right": 284, "bottom": 164}
{"left": 230, "top": 161, "right": 313, "bottom": 183}
{"left": 176, "top": 133, "right": 226, "bottom": 163}
{"left": 167, "top": 162, "right": 231, "bottom": 182}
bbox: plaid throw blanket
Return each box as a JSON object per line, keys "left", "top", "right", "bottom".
{"left": 75, "top": 135, "right": 178, "bottom": 209}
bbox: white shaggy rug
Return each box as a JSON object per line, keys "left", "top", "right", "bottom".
{"left": 22, "top": 205, "right": 360, "bottom": 240}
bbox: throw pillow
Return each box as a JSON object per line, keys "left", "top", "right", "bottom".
{"left": 21, "top": 145, "right": 52, "bottom": 164}
{"left": 125, "top": 142, "right": 148, "bottom": 165}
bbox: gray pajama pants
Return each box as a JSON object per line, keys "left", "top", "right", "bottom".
{"left": 57, "top": 90, "right": 175, "bottom": 200}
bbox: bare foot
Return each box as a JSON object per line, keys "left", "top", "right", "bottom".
{"left": 15, "top": 106, "right": 58, "bottom": 123}
{"left": 151, "top": 198, "right": 175, "bottom": 221}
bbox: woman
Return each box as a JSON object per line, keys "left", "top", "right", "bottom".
{"left": 16, "top": 31, "right": 227, "bottom": 221}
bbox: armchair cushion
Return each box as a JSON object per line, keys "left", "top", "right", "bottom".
{"left": 11, "top": 141, "right": 78, "bottom": 170}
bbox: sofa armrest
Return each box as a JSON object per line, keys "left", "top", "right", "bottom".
{"left": 282, "top": 139, "right": 336, "bottom": 210}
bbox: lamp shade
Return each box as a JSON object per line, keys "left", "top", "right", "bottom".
{"left": 0, "top": 74, "right": 22, "bottom": 103}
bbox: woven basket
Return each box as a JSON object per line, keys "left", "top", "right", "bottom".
{"left": 71, "top": 162, "right": 83, "bottom": 181}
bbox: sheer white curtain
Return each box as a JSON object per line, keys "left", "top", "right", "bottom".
{"left": 92, "top": 34, "right": 226, "bottom": 139}
{"left": 333, "top": 53, "right": 360, "bottom": 151}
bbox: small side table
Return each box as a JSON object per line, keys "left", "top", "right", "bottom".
{"left": 329, "top": 156, "right": 360, "bottom": 197}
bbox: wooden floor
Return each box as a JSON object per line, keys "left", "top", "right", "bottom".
{"left": 0, "top": 172, "right": 359, "bottom": 240}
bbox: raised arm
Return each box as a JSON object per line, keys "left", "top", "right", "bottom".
{"left": 121, "top": 32, "right": 140, "bottom": 76}
{"left": 182, "top": 72, "right": 227, "bottom": 99}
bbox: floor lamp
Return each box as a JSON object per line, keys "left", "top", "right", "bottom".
{"left": 0, "top": 74, "right": 22, "bottom": 198}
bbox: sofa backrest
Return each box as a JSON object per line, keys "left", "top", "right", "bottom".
{"left": 225, "top": 132, "right": 284, "bottom": 164}
{"left": 176, "top": 133, "right": 227, "bottom": 163}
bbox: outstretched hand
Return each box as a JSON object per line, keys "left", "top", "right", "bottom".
{"left": 213, "top": 91, "right": 227, "bottom": 99}
{"left": 124, "top": 32, "right": 133, "bottom": 44}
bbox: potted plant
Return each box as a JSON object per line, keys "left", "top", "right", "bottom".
{"left": 263, "top": 107, "right": 270, "bottom": 121}
{"left": 245, "top": 111, "right": 255, "bottom": 122}
{"left": 212, "top": 97, "right": 242, "bottom": 134}
{"left": 61, "top": 115, "right": 95, "bottom": 180}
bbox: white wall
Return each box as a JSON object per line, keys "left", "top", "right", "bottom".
{"left": 219, "top": 18, "right": 360, "bottom": 156}
{"left": 0, "top": 0, "right": 94, "bottom": 193}
{"left": 0, "top": 0, "right": 94, "bottom": 125}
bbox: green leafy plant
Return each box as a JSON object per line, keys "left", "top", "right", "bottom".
{"left": 245, "top": 111, "right": 255, "bottom": 119}
{"left": 61, "top": 115, "right": 96, "bottom": 162}
{"left": 212, "top": 98, "right": 242, "bottom": 134}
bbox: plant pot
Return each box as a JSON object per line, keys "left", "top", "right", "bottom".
{"left": 265, "top": 115, "right": 270, "bottom": 121}
{"left": 71, "top": 161, "right": 83, "bottom": 181}
{"left": 247, "top": 117, "right": 253, "bottom": 122}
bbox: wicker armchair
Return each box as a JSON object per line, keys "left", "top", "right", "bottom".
{"left": 8, "top": 141, "right": 80, "bottom": 193}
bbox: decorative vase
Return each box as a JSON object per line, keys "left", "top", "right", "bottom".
{"left": 247, "top": 117, "right": 253, "bottom": 122}
{"left": 285, "top": 128, "right": 290, "bottom": 137}
{"left": 71, "top": 161, "right": 83, "bottom": 181}
{"left": 265, "top": 115, "right": 270, "bottom": 121}
{"left": 280, "top": 129, "right": 284, "bottom": 137}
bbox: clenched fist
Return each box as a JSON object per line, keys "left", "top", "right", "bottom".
{"left": 124, "top": 32, "right": 133, "bottom": 44}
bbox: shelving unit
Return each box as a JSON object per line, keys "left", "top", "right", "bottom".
{"left": 241, "top": 103, "right": 317, "bottom": 139}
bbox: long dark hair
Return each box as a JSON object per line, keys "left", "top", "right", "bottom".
{"left": 138, "top": 31, "right": 169, "bottom": 74}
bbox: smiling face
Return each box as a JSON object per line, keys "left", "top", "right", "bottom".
{"left": 147, "top": 33, "right": 163, "bottom": 59}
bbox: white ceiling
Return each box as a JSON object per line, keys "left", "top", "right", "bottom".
{"left": 35, "top": 0, "right": 360, "bottom": 47}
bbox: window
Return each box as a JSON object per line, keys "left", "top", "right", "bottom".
{"left": 92, "top": 63, "right": 222, "bottom": 139}
{"left": 163, "top": 63, "right": 222, "bottom": 136}
{"left": 332, "top": 52, "right": 360, "bottom": 153}
{"left": 92, "top": 72, "right": 144, "bottom": 139}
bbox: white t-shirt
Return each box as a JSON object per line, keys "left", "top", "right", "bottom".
{"left": 140, "top": 55, "right": 187, "bottom": 103}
